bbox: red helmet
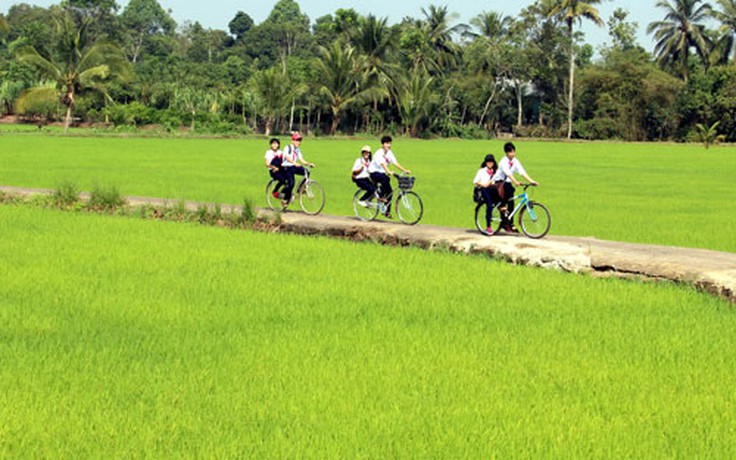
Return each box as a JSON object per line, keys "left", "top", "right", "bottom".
{"left": 291, "top": 133, "right": 302, "bottom": 141}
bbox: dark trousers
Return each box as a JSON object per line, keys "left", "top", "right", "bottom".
{"left": 480, "top": 186, "right": 502, "bottom": 227}
{"left": 269, "top": 169, "right": 285, "bottom": 191}
{"left": 283, "top": 166, "right": 306, "bottom": 201}
{"left": 354, "top": 177, "right": 376, "bottom": 201}
{"left": 370, "top": 172, "right": 392, "bottom": 213}
{"left": 500, "top": 182, "right": 516, "bottom": 225}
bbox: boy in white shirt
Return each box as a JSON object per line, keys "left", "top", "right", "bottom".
{"left": 368, "top": 135, "right": 410, "bottom": 218}
{"left": 492, "top": 142, "right": 538, "bottom": 232}
{"left": 281, "top": 132, "right": 316, "bottom": 206}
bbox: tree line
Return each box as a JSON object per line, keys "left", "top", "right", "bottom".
{"left": 1, "top": 0, "right": 735, "bottom": 141}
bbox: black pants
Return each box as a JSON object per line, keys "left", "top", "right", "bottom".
{"left": 500, "top": 182, "right": 516, "bottom": 225}
{"left": 480, "top": 186, "right": 502, "bottom": 227}
{"left": 269, "top": 169, "right": 285, "bottom": 192}
{"left": 370, "top": 172, "right": 392, "bottom": 213}
{"left": 354, "top": 177, "right": 376, "bottom": 201}
{"left": 283, "top": 166, "right": 305, "bottom": 202}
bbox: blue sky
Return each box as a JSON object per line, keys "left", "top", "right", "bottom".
{"left": 3, "top": 1, "right": 662, "bottom": 50}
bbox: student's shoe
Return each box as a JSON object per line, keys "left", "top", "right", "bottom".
{"left": 272, "top": 191, "right": 280, "bottom": 198}
{"left": 358, "top": 200, "right": 368, "bottom": 207}
{"left": 486, "top": 227, "right": 494, "bottom": 235}
{"left": 384, "top": 212, "right": 393, "bottom": 219}
{"left": 281, "top": 200, "right": 289, "bottom": 208}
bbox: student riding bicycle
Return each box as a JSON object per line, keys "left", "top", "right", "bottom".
{"left": 492, "top": 142, "right": 538, "bottom": 232}
{"left": 473, "top": 153, "right": 501, "bottom": 235}
{"left": 281, "top": 132, "right": 316, "bottom": 207}
{"left": 264, "top": 138, "right": 285, "bottom": 197}
{"left": 352, "top": 145, "right": 376, "bottom": 207}
{"left": 367, "top": 135, "right": 411, "bottom": 218}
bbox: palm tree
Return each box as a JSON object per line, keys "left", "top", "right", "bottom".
{"left": 352, "top": 14, "right": 395, "bottom": 130}
{"left": 421, "top": 5, "right": 463, "bottom": 70}
{"left": 395, "top": 68, "right": 439, "bottom": 137}
{"left": 467, "top": 11, "right": 513, "bottom": 42}
{"left": 15, "top": 8, "right": 128, "bottom": 132}
{"left": 547, "top": 0, "right": 605, "bottom": 139}
{"left": 647, "top": 0, "right": 713, "bottom": 81}
{"left": 250, "top": 67, "right": 304, "bottom": 135}
{"left": 315, "top": 42, "right": 365, "bottom": 135}
{"left": 711, "top": 0, "right": 736, "bottom": 63}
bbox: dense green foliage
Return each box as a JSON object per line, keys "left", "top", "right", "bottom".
{"left": 1, "top": 205, "right": 734, "bottom": 456}
{"left": 2, "top": 0, "right": 736, "bottom": 140}
{"left": 1, "top": 134, "right": 735, "bottom": 252}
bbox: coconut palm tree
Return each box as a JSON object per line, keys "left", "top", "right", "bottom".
{"left": 15, "top": 8, "right": 128, "bottom": 132}
{"left": 467, "top": 11, "right": 513, "bottom": 42}
{"left": 395, "top": 67, "right": 439, "bottom": 137}
{"left": 711, "top": 0, "right": 736, "bottom": 63}
{"left": 250, "top": 66, "right": 304, "bottom": 135}
{"left": 421, "top": 5, "right": 464, "bottom": 71}
{"left": 315, "top": 42, "right": 366, "bottom": 135}
{"left": 547, "top": 0, "right": 605, "bottom": 139}
{"left": 352, "top": 14, "right": 395, "bottom": 130}
{"left": 647, "top": 0, "right": 713, "bottom": 81}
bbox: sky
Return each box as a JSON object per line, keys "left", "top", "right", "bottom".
{"left": 2, "top": 0, "right": 663, "bottom": 51}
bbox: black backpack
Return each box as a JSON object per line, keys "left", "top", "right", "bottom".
{"left": 472, "top": 186, "right": 482, "bottom": 203}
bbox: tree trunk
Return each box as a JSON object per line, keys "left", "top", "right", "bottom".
{"left": 478, "top": 81, "right": 497, "bottom": 128}
{"left": 567, "top": 25, "right": 575, "bottom": 139}
{"left": 516, "top": 82, "right": 523, "bottom": 128}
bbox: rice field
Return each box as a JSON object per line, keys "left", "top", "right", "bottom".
{"left": 1, "top": 133, "right": 735, "bottom": 252}
{"left": 0, "top": 205, "right": 735, "bottom": 457}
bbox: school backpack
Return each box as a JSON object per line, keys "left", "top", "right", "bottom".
{"left": 472, "top": 186, "right": 482, "bottom": 203}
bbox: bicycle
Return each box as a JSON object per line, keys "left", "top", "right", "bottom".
{"left": 265, "top": 166, "right": 325, "bottom": 215}
{"left": 352, "top": 174, "right": 423, "bottom": 225}
{"left": 474, "top": 183, "right": 551, "bottom": 239}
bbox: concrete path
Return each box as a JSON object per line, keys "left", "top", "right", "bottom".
{"left": 2, "top": 185, "right": 735, "bottom": 303}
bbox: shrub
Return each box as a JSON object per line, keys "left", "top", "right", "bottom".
{"left": 53, "top": 181, "right": 80, "bottom": 207}
{"left": 87, "top": 184, "right": 126, "bottom": 212}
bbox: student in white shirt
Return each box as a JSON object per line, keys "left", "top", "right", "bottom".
{"left": 352, "top": 145, "right": 376, "bottom": 204}
{"left": 473, "top": 153, "right": 500, "bottom": 235}
{"left": 368, "top": 135, "right": 410, "bottom": 218}
{"left": 492, "top": 142, "right": 538, "bottom": 232}
{"left": 264, "top": 138, "right": 284, "bottom": 197}
{"left": 281, "top": 132, "right": 316, "bottom": 206}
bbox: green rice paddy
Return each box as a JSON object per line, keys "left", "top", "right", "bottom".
{"left": 1, "top": 205, "right": 734, "bottom": 457}
{"left": 1, "top": 134, "right": 735, "bottom": 251}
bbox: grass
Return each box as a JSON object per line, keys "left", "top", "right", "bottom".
{"left": 0, "top": 205, "right": 734, "bottom": 457}
{"left": 0, "top": 134, "right": 735, "bottom": 251}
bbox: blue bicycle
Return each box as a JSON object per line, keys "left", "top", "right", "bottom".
{"left": 474, "top": 183, "right": 551, "bottom": 238}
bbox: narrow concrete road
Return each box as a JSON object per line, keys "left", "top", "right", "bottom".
{"left": 2, "top": 185, "right": 734, "bottom": 303}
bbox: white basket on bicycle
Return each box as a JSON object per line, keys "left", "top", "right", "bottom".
{"left": 397, "top": 175, "right": 415, "bottom": 190}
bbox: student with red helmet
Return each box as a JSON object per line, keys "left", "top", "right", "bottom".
{"left": 281, "top": 132, "right": 315, "bottom": 207}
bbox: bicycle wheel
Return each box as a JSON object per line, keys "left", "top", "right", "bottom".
{"left": 395, "top": 191, "right": 423, "bottom": 225}
{"left": 265, "top": 180, "right": 282, "bottom": 210}
{"left": 353, "top": 190, "right": 379, "bottom": 221}
{"left": 518, "top": 201, "right": 551, "bottom": 239}
{"left": 298, "top": 179, "right": 325, "bottom": 215}
{"left": 474, "top": 201, "right": 502, "bottom": 235}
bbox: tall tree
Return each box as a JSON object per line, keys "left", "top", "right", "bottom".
{"left": 421, "top": 4, "right": 462, "bottom": 71}
{"left": 315, "top": 42, "right": 364, "bottom": 135}
{"left": 547, "top": 0, "right": 605, "bottom": 139}
{"left": 15, "top": 7, "right": 128, "bottom": 131}
{"left": 711, "top": 0, "right": 736, "bottom": 63}
{"left": 647, "top": 0, "right": 713, "bottom": 81}
{"left": 120, "top": 0, "right": 176, "bottom": 63}
{"left": 352, "top": 14, "right": 395, "bottom": 129}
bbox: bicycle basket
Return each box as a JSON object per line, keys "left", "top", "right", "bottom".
{"left": 397, "top": 175, "right": 415, "bottom": 190}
